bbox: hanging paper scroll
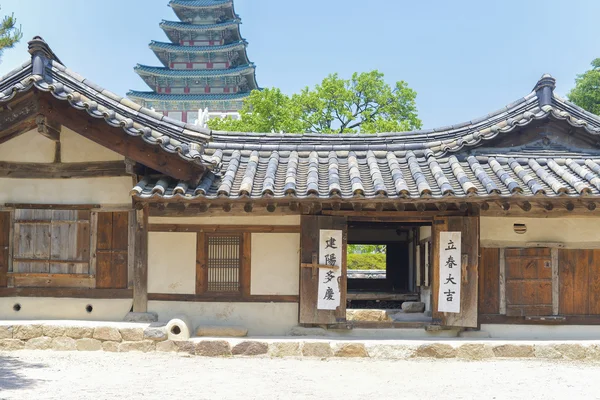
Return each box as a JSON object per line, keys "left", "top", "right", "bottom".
{"left": 317, "top": 229, "right": 342, "bottom": 310}
{"left": 438, "top": 231, "right": 461, "bottom": 313}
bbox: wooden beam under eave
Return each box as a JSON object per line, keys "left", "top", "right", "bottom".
{"left": 37, "top": 94, "right": 205, "bottom": 184}
{"left": 0, "top": 161, "right": 128, "bottom": 179}
{"left": 0, "top": 92, "right": 40, "bottom": 144}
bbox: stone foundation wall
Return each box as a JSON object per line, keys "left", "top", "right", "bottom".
{"left": 1, "top": 323, "right": 600, "bottom": 360}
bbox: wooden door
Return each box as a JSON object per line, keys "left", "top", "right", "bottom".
{"left": 0, "top": 211, "right": 9, "bottom": 287}
{"left": 505, "top": 248, "right": 552, "bottom": 316}
{"left": 432, "top": 216, "right": 479, "bottom": 328}
{"left": 299, "top": 215, "right": 347, "bottom": 325}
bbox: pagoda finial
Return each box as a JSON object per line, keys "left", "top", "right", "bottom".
{"left": 533, "top": 74, "right": 556, "bottom": 107}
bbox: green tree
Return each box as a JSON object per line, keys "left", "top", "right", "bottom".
{"left": 568, "top": 58, "right": 600, "bottom": 116}
{"left": 0, "top": 8, "right": 22, "bottom": 60}
{"left": 208, "top": 70, "right": 422, "bottom": 133}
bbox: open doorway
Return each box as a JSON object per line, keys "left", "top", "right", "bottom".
{"left": 346, "top": 221, "right": 433, "bottom": 325}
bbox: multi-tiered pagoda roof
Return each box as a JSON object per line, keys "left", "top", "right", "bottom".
{"left": 128, "top": 0, "right": 259, "bottom": 123}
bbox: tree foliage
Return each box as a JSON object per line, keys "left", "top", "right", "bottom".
{"left": 0, "top": 7, "right": 22, "bottom": 60}
{"left": 347, "top": 253, "right": 386, "bottom": 270}
{"left": 209, "top": 70, "right": 422, "bottom": 133}
{"left": 568, "top": 58, "right": 600, "bottom": 116}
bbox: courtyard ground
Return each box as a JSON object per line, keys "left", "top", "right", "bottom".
{"left": 0, "top": 351, "right": 599, "bottom": 399}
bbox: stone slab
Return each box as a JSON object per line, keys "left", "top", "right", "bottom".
{"left": 65, "top": 326, "right": 93, "bottom": 339}
{"left": 25, "top": 337, "right": 53, "bottom": 350}
{"left": 93, "top": 327, "right": 122, "bottom": 342}
{"left": 13, "top": 324, "right": 43, "bottom": 340}
{"left": 124, "top": 312, "right": 158, "bottom": 323}
{"left": 196, "top": 341, "right": 232, "bottom": 357}
{"left": 302, "top": 342, "right": 333, "bottom": 358}
{"left": 0, "top": 339, "right": 24, "bottom": 350}
{"left": 0, "top": 325, "right": 13, "bottom": 339}
{"left": 414, "top": 343, "right": 457, "bottom": 358}
{"left": 118, "top": 341, "right": 156, "bottom": 353}
{"left": 42, "top": 325, "right": 66, "bottom": 338}
{"left": 232, "top": 341, "right": 268, "bottom": 356}
{"left": 76, "top": 338, "right": 103, "bottom": 351}
{"left": 195, "top": 326, "right": 248, "bottom": 338}
{"left": 120, "top": 327, "right": 144, "bottom": 342}
{"left": 51, "top": 337, "right": 76, "bottom": 351}
{"left": 269, "top": 342, "right": 302, "bottom": 357}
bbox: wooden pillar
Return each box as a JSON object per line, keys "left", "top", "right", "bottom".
{"left": 133, "top": 204, "right": 149, "bottom": 312}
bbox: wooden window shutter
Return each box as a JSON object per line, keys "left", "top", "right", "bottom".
{"left": 95, "top": 211, "right": 129, "bottom": 289}
{"left": 0, "top": 211, "right": 10, "bottom": 287}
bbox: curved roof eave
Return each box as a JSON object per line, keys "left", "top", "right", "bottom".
{"left": 149, "top": 40, "right": 248, "bottom": 54}
{"left": 127, "top": 91, "right": 251, "bottom": 102}
{"left": 160, "top": 19, "right": 241, "bottom": 33}
{"left": 134, "top": 63, "right": 256, "bottom": 79}
{"left": 169, "top": 0, "right": 232, "bottom": 10}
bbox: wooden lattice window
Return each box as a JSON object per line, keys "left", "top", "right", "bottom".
{"left": 10, "top": 209, "right": 93, "bottom": 288}
{"left": 196, "top": 233, "right": 249, "bottom": 297}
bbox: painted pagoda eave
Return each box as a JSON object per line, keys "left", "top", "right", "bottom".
{"left": 169, "top": 0, "right": 232, "bottom": 10}
{"left": 160, "top": 19, "right": 241, "bottom": 33}
{"left": 149, "top": 40, "right": 248, "bottom": 54}
{"left": 127, "top": 91, "right": 250, "bottom": 102}
{"left": 135, "top": 63, "right": 256, "bottom": 79}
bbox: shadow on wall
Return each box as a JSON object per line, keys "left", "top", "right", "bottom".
{"left": 0, "top": 356, "right": 47, "bottom": 391}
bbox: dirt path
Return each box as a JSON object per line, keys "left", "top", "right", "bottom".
{"left": 1, "top": 351, "right": 599, "bottom": 400}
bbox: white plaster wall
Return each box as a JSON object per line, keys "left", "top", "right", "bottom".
{"left": 0, "top": 297, "right": 133, "bottom": 321}
{"left": 481, "top": 324, "right": 600, "bottom": 340}
{"left": 148, "top": 301, "right": 299, "bottom": 336}
{"left": 250, "top": 233, "right": 300, "bottom": 296}
{"left": 419, "top": 226, "right": 432, "bottom": 240}
{"left": 481, "top": 217, "right": 600, "bottom": 248}
{"left": 0, "top": 129, "right": 55, "bottom": 163}
{"left": 149, "top": 215, "right": 300, "bottom": 225}
{"left": 148, "top": 232, "right": 197, "bottom": 294}
{"left": 0, "top": 177, "right": 133, "bottom": 205}
{"left": 60, "top": 127, "right": 124, "bottom": 162}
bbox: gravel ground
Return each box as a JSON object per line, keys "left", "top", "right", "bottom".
{"left": 1, "top": 351, "right": 600, "bottom": 400}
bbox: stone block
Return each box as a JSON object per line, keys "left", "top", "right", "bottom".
{"left": 232, "top": 341, "right": 268, "bottom": 356}
{"left": 196, "top": 340, "right": 232, "bottom": 357}
{"left": 120, "top": 327, "right": 144, "bottom": 342}
{"left": 93, "top": 327, "right": 122, "bottom": 342}
{"left": 118, "top": 341, "right": 156, "bottom": 353}
{"left": 65, "top": 326, "right": 93, "bottom": 339}
{"left": 13, "top": 324, "right": 43, "bottom": 340}
{"left": 156, "top": 340, "right": 178, "bottom": 353}
{"left": 76, "top": 338, "right": 102, "bottom": 351}
{"left": 143, "top": 326, "right": 167, "bottom": 342}
{"left": 124, "top": 312, "right": 158, "bottom": 323}
{"left": 346, "top": 309, "right": 390, "bottom": 322}
{"left": 302, "top": 342, "right": 333, "bottom": 358}
{"left": 0, "top": 325, "right": 13, "bottom": 339}
{"left": 0, "top": 339, "right": 25, "bottom": 351}
{"left": 457, "top": 344, "right": 495, "bottom": 360}
{"left": 586, "top": 345, "right": 600, "bottom": 360}
{"left": 51, "top": 337, "right": 77, "bottom": 351}
{"left": 554, "top": 344, "right": 586, "bottom": 360}
{"left": 42, "top": 325, "right": 66, "bottom": 338}
{"left": 102, "top": 341, "right": 120, "bottom": 353}
{"left": 174, "top": 340, "right": 196, "bottom": 354}
{"left": 534, "top": 345, "right": 563, "bottom": 359}
{"left": 269, "top": 342, "right": 301, "bottom": 357}
{"left": 401, "top": 302, "right": 426, "bottom": 313}
{"left": 414, "top": 343, "right": 457, "bottom": 358}
{"left": 195, "top": 326, "right": 248, "bottom": 338}
{"left": 492, "top": 345, "right": 534, "bottom": 358}
{"left": 25, "top": 337, "right": 53, "bottom": 350}
{"left": 334, "top": 343, "right": 369, "bottom": 358}
{"left": 366, "top": 344, "right": 415, "bottom": 359}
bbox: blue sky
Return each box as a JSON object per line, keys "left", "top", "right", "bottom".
{"left": 1, "top": 0, "right": 598, "bottom": 129}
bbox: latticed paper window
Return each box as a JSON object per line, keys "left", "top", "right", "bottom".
{"left": 207, "top": 235, "right": 241, "bottom": 293}
{"left": 197, "top": 232, "right": 248, "bottom": 297}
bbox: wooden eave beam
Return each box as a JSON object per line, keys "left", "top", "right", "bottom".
{"left": 37, "top": 93, "right": 206, "bottom": 184}
{"left": 0, "top": 91, "right": 40, "bottom": 144}
{"left": 0, "top": 161, "right": 128, "bottom": 179}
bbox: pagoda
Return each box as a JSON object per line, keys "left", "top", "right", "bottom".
{"left": 128, "top": 0, "right": 259, "bottom": 123}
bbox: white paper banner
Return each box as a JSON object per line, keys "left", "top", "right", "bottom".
{"left": 317, "top": 229, "right": 342, "bottom": 310}
{"left": 437, "top": 231, "right": 461, "bottom": 313}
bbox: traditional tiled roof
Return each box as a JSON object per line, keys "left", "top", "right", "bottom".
{"left": 132, "top": 77, "right": 600, "bottom": 203}
{"left": 160, "top": 20, "right": 240, "bottom": 32}
{"left": 149, "top": 40, "right": 247, "bottom": 54}
{"left": 134, "top": 63, "right": 255, "bottom": 78}
{"left": 169, "top": 0, "right": 232, "bottom": 9}
{"left": 0, "top": 37, "right": 210, "bottom": 166}
{"left": 127, "top": 91, "right": 250, "bottom": 102}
